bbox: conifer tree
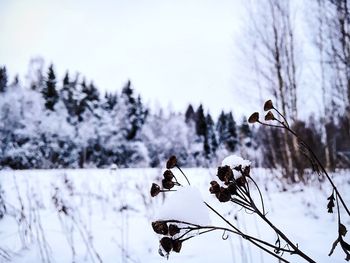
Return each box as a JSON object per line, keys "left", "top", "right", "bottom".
{"left": 0, "top": 66, "right": 8, "bottom": 93}
{"left": 204, "top": 113, "right": 218, "bottom": 158}
{"left": 185, "top": 104, "right": 196, "bottom": 124}
{"left": 195, "top": 104, "right": 207, "bottom": 137}
{"left": 42, "top": 64, "right": 59, "bottom": 111}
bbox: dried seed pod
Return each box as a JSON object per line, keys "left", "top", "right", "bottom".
{"left": 166, "top": 156, "right": 177, "bottom": 169}
{"left": 169, "top": 224, "right": 180, "bottom": 236}
{"left": 242, "top": 166, "right": 250, "bottom": 177}
{"left": 248, "top": 112, "right": 259, "bottom": 123}
{"left": 265, "top": 111, "right": 275, "bottom": 121}
{"left": 236, "top": 176, "right": 247, "bottom": 187}
{"left": 163, "top": 170, "right": 174, "bottom": 180}
{"left": 217, "top": 166, "right": 233, "bottom": 183}
{"left": 172, "top": 239, "right": 182, "bottom": 253}
{"left": 162, "top": 179, "right": 175, "bottom": 190}
{"left": 216, "top": 187, "right": 231, "bottom": 202}
{"left": 209, "top": 180, "right": 220, "bottom": 194}
{"left": 160, "top": 237, "right": 173, "bottom": 253}
{"left": 152, "top": 221, "right": 169, "bottom": 235}
{"left": 227, "top": 183, "right": 237, "bottom": 195}
{"left": 264, "top": 100, "right": 274, "bottom": 111}
{"left": 150, "top": 183, "right": 161, "bottom": 197}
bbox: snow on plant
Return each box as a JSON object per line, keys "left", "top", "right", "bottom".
{"left": 249, "top": 100, "right": 350, "bottom": 261}
{"left": 150, "top": 155, "right": 321, "bottom": 262}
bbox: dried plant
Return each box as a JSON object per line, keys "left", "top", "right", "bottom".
{"left": 248, "top": 99, "right": 350, "bottom": 261}
{"left": 150, "top": 156, "right": 317, "bottom": 262}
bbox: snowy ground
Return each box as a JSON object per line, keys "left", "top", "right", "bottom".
{"left": 0, "top": 168, "right": 349, "bottom": 263}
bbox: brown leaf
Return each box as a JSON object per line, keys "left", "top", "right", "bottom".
{"left": 340, "top": 224, "right": 348, "bottom": 237}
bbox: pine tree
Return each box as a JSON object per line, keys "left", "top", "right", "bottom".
{"left": 216, "top": 111, "right": 238, "bottom": 152}
{"left": 121, "top": 80, "right": 139, "bottom": 140}
{"left": 204, "top": 113, "right": 218, "bottom": 158}
{"left": 61, "top": 71, "right": 77, "bottom": 118}
{"left": 216, "top": 111, "right": 227, "bottom": 144}
{"left": 225, "top": 112, "right": 238, "bottom": 152}
{"left": 195, "top": 104, "right": 207, "bottom": 137}
{"left": 0, "top": 66, "right": 8, "bottom": 93}
{"left": 42, "top": 64, "right": 59, "bottom": 111}
{"left": 185, "top": 104, "right": 196, "bottom": 124}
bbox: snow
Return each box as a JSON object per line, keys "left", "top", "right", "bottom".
{"left": 156, "top": 186, "right": 210, "bottom": 226}
{"left": 0, "top": 168, "right": 349, "bottom": 263}
{"left": 221, "top": 154, "right": 251, "bottom": 169}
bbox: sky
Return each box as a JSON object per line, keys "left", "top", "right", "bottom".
{"left": 0, "top": 0, "right": 263, "bottom": 118}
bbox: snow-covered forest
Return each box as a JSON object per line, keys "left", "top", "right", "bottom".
{"left": 0, "top": 59, "right": 256, "bottom": 169}
{"left": 1, "top": 57, "right": 350, "bottom": 175}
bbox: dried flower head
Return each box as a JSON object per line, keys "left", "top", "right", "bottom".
{"left": 216, "top": 187, "right": 231, "bottom": 202}
{"left": 236, "top": 176, "right": 247, "bottom": 187}
{"left": 209, "top": 181, "right": 220, "bottom": 194}
{"left": 265, "top": 111, "right": 275, "bottom": 121}
{"left": 217, "top": 166, "right": 233, "bottom": 183}
{"left": 162, "top": 179, "right": 175, "bottom": 190}
{"left": 248, "top": 112, "right": 259, "bottom": 123}
{"left": 166, "top": 156, "right": 177, "bottom": 169}
{"left": 227, "top": 183, "right": 237, "bottom": 195}
{"left": 160, "top": 237, "right": 173, "bottom": 253}
{"left": 163, "top": 170, "right": 174, "bottom": 180}
{"left": 264, "top": 100, "right": 274, "bottom": 111}
{"left": 172, "top": 239, "right": 182, "bottom": 253}
{"left": 169, "top": 224, "right": 180, "bottom": 236}
{"left": 242, "top": 166, "right": 250, "bottom": 177}
{"left": 150, "top": 183, "right": 161, "bottom": 197}
{"left": 152, "top": 221, "right": 169, "bottom": 235}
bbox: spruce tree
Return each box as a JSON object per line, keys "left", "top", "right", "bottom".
{"left": 225, "top": 112, "right": 238, "bottom": 152}
{"left": 0, "top": 66, "right": 8, "bottom": 93}
{"left": 204, "top": 113, "right": 218, "bottom": 158}
{"left": 195, "top": 104, "right": 207, "bottom": 137}
{"left": 121, "top": 80, "right": 138, "bottom": 140}
{"left": 216, "top": 111, "right": 227, "bottom": 144}
{"left": 42, "top": 64, "right": 59, "bottom": 111}
{"left": 185, "top": 104, "right": 196, "bottom": 124}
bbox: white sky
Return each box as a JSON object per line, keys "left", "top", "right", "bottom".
{"left": 0, "top": 0, "right": 263, "bottom": 118}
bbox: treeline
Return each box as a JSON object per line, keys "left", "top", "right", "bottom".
{"left": 0, "top": 61, "right": 256, "bottom": 169}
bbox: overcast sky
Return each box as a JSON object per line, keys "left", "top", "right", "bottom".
{"left": 0, "top": 0, "right": 262, "bottom": 118}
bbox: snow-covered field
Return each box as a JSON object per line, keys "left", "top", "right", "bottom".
{"left": 0, "top": 168, "right": 349, "bottom": 263}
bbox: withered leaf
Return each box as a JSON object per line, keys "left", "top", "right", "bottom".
{"left": 340, "top": 224, "right": 348, "bottom": 237}
{"left": 327, "top": 193, "right": 335, "bottom": 213}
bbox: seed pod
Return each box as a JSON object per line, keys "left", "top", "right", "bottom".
{"left": 150, "top": 183, "right": 161, "bottom": 197}
{"left": 248, "top": 112, "right": 259, "bottom": 123}
{"left": 265, "top": 111, "right": 275, "bottom": 121}
{"left": 216, "top": 187, "right": 231, "bottom": 202}
{"left": 152, "top": 221, "right": 169, "bottom": 235}
{"left": 163, "top": 170, "right": 174, "bottom": 180}
{"left": 166, "top": 156, "right": 177, "bottom": 169}
{"left": 264, "top": 100, "right": 274, "bottom": 111}
{"left": 209, "top": 181, "right": 220, "bottom": 194}
{"left": 172, "top": 239, "right": 182, "bottom": 253}
{"left": 160, "top": 237, "right": 173, "bottom": 253}
{"left": 217, "top": 166, "right": 233, "bottom": 182}
{"left": 169, "top": 224, "right": 180, "bottom": 236}
{"left": 242, "top": 166, "right": 250, "bottom": 177}
{"left": 162, "top": 179, "right": 175, "bottom": 190}
{"left": 227, "top": 183, "right": 237, "bottom": 195}
{"left": 236, "top": 176, "right": 247, "bottom": 187}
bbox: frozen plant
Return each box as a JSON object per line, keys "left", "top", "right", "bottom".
{"left": 150, "top": 156, "right": 317, "bottom": 262}
{"left": 249, "top": 100, "right": 350, "bottom": 261}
